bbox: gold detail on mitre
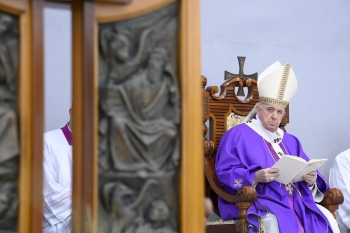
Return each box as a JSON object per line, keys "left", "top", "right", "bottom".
{"left": 259, "top": 97, "right": 289, "bottom": 108}
{"left": 277, "top": 64, "right": 291, "bottom": 101}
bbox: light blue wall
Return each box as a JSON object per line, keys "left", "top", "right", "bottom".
{"left": 44, "top": 3, "right": 72, "bottom": 132}
{"left": 201, "top": 0, "right": 350, "bottom": 181}
{"left": 43, "top": 1, "right": 350, "bottom": 181}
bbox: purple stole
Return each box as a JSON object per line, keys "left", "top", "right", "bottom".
{"left": 265, "top": 140, "right": 305, "bottom": 233}
{"left": 60, "top": 123, "right": 72, "bottom": 145}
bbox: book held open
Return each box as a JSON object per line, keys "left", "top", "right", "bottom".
{"left": 271, "top": 155, "right": 327, "bottom": 185}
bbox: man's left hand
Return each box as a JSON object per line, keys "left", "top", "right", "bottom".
{"left": 302, "top": 171, "right": 317, "bottom": 186}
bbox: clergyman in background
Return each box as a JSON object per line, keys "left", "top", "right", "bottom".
{"left": 43, "top": 108, "right": 72, "bottom": 233}
{"left": 330, "top": 149, "right": 350, "bottom": 233}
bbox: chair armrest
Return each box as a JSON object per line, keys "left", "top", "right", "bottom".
{"left": 204, "top": 158, "right": 257, "bottom": 203}
{"left": 320, "top": 188, "right": 344, "bottom": 205}
{"left": 319, "top": 188, "right": 344, "bottom": 219}
{"left": 236, "top": 186, "right": 257, "bottom": 202}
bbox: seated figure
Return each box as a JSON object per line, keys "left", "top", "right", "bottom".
{"left": 329, "top": 149, "right": 350, "bottom": 233}
{"left": 99, "top": 47, "right": 180, "bottom": 174}
{"left": 215, "top": 61, "right": 340, "bottom": 233}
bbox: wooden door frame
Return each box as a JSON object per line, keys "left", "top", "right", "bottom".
{"left": 0, "top": 0, "right": 44, "bottom": 232}
{"left": 71, "top": 0, "right": 204, "bottom": 232}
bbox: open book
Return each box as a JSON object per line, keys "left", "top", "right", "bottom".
{"left": 271, "top": 155, "right": 327, "bottom": 185}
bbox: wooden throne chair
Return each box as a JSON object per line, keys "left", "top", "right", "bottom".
{"left": 202, "top": 57, "right": 344, "bottom": 233}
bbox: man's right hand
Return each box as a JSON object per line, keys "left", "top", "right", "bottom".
{"left": 254, "top": 168, "right": 280, "bottom": 183}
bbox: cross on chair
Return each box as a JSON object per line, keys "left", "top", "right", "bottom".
{"left": 225, "top": 56, "right": 258, "bottom": 96}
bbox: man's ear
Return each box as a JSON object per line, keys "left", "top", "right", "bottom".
{"left": 256, "top": 105, "right": 261, "bottom": 117}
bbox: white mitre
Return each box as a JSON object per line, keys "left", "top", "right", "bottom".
{"left": 258, "top": 61, "right": 298, "bottom": 108}
{"left": 243, "top": 61, "right": 298, "bottom": 122}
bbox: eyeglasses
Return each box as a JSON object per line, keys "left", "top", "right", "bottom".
{"left": 263, "top": 106, "right": 285, "bottom": 116}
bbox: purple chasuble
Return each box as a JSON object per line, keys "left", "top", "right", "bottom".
{"left": 60, "top": 123, "right": 72, "bottom": 145}
{"left": 215, "top": 123, "right": 333, "bottom": 233}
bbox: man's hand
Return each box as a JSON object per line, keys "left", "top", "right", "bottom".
{"left": 254, "top": 168, "right": 280, "bottom": 183}
{"left": 302, "top": 171, "right": 317, "bottom": 186}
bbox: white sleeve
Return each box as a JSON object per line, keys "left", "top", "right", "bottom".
{"left": 309, "top": 183, "right": 324, "bottom": 203}
{"left": 43, "top": 140, "right": 72, "bottom": 226}
{"left": 330, "top": 156, "right": 350, "bottom": 229}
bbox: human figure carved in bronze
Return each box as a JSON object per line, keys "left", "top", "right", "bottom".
{"left": 100, "top": 47, "right": 179, "bottom": 175}
{"left": 0, "top": 11, "right": 19, "bottom": 232}
{"left": 98, "top": 3, "right": 179, "bottom": 232}
{"left": 99, "top": 12, "right": 175, "bottom": 85}
{"left": 124, "top": 199, "right": 177, "bottom": 233}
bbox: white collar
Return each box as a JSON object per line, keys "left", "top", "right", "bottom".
{"left": 245, "top": 116, "right": 284, "bottom": 144}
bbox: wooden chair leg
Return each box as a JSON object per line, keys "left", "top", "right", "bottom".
{"left": 236, "top": 202, "right": 253, "bottom": 233}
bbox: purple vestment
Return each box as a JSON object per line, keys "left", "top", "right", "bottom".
{"left": 60, "top": 123, "right": 72, "bottom": 145}
{"left": 215, "top": 123, "right": 333, "bottom": 233}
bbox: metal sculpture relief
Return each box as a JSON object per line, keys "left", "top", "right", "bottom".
{"left": 0, "top": 11, "right": 20, "bottom": 232}
{"left": 98, "top": 2, "right": 180, "bottom": 232}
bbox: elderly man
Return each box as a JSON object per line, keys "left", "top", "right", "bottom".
{"left": 329, "top": 149, "right": 350, "bottom": 233}
{"left": 43, "top": 108, "right": 72, "bottom": 233}
{"left": 215, "top": 62, "right": 339, "bottom": 233}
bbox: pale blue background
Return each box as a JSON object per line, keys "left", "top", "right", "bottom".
{"left": 201, "top": 0, "right": 350, "bottom": 182}
{"left": 43, "top": 1, "right": 350, "bottom": 182}
{"left": 44, "top": 2, "right": 72, "bottom": 132}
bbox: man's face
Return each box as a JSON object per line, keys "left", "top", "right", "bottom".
{"left": 148, "top": 52, "right": 164, "bottom": 83}
{"left": 149, "top": 200, "right": 169, "bottom": 222}
{"left": 111, "top": 34, "right": 130, "bottom": 63}
{"left": 256, "top": 104, "right": 285, "bottom": 132}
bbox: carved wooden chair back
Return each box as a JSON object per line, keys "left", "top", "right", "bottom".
{"left": 201, "top": 74, "right": 288, "bottom": 217}
{"left": 203, "top": 73, "right": 277, "bottom": 206}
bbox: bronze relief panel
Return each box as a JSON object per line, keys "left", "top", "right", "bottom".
{"left": 0, "top": 10, "right": 20, "bottom": 232}
{"left": 98, "top": 2, "right": 180, "bottom": 232}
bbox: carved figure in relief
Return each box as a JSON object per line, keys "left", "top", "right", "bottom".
{"left": 0, "top": 12, "right": 19, "bottom": 163}
{"left": 99, "top": 13, "right": 174, "bottom": 84}
{"left": 0, "top": 178, "right": 18, "bottom": 229}
{"left": 0, "top": 13, "right": 18, "bottom": 92}
{"left": 100, "top": 179, "right": 173, "bottom": 233}
{"left": 98, "top": 3, "right": 179, "bottom": 232}
{"left": 122, "top": 199, "right": 177, "bottom": 233}
{"left": 0, "top": 12, "right": 19, "bottom": 231}
{"left": 100, "top": 47, "right": 180, "bottom": 175}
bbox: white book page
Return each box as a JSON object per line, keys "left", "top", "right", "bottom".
{"left": 291, "top": 159, "right": 327, "bottom": 183}
{"left": 272, "top": 155, "right": 307, "bottom": 185}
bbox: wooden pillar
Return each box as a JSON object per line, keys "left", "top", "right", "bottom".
{"left": 71, "top": 1, "right": 97, "bottom": 232}
{"left": 28, "top": 1, "right": 45, "bottom": 232}
{"left": 179, "top": 0, "right": 204, "bottom": 233}
{"left": 0, "top": 0, "right": 44, "bottom": 232}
